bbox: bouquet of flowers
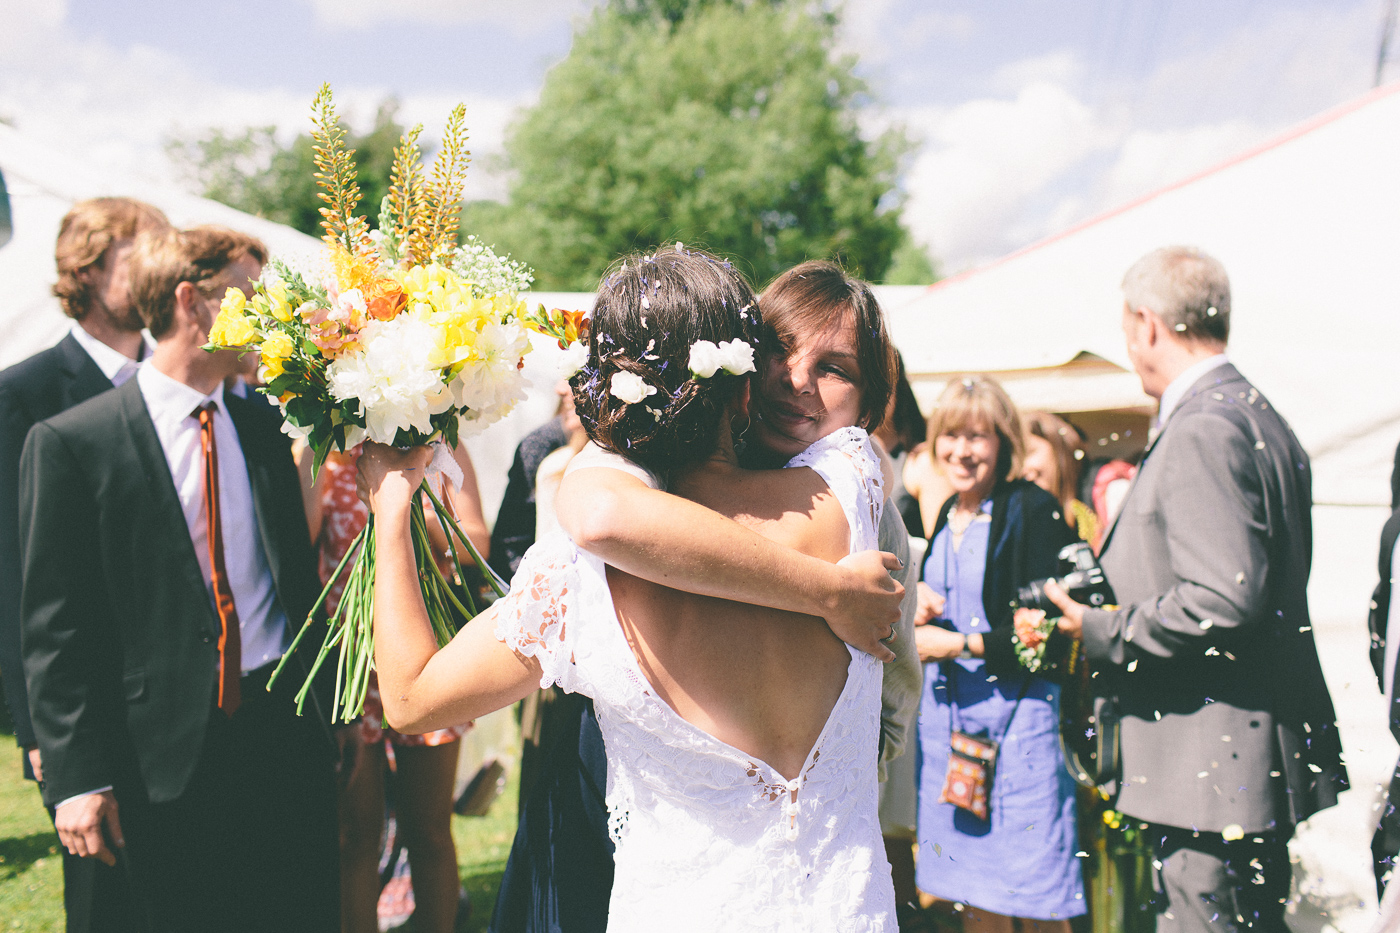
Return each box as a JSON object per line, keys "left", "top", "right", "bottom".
{"left": 1012, "top": 607, "right": 1055, "bottom": 673}
{"left": 205, "top": 85, "right": 584, "bottom": 720}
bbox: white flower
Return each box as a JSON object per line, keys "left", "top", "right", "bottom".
{"left": 610, "top": 371, "right": 656, "bottom": 405}
{"left": 451, "top": 321, "right": 531, "bottom": 413}
{"left": 688, "top": 340, "right": 725, "bottom": 378}
{"left": 689, "top": 339, "right": 755, "bottom": 378}
{"left": 280, "top": 417, "right": 313, "bottom": 442}
{"left": 559, "top": 342, "right": 589, "bottom": 378}
{"left": 327, "top": 315, "right": 455, "bottom": 444}
{"left": 716, "top": 339, "right": 755, "bottom": 375}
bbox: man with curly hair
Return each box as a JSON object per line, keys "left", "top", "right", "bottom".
{"left": 0, "top": 197, "right": 168, "bottom": 933}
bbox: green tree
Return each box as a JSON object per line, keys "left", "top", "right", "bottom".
{"left": 465, "top": 1, "right": 911, "bottom": 289}
{"left": 167, "top": 100, "right": 405, "bottom": 236}
{"left": 882, "top": 237, "right": 939, "bottom": 285}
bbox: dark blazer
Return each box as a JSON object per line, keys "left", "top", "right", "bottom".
{"left": 1081, "top": 362, "right": 1347, "bottom": 833}
{"left": 20, "top": 377, "right": 332, "bottom": 807}
{"left": 0, "top": 333, "right": 115, "bottom": 754}
{"left": 926, "top": 478, "right": 1079, "bottom": 679}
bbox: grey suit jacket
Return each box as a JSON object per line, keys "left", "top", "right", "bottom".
{"left": 1082, "top": 362, "right": 1346, "bottom": 833}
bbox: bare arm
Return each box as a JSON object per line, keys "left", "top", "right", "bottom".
{"left": 361, "top": 443, "right": 538, "bottom": 734}
{"left": 557, "top": 464, "right": 901, "bottom": 661}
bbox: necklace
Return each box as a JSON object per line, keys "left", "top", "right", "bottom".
{"left": 946, "top": 499, "right": 987, "bottom": 550}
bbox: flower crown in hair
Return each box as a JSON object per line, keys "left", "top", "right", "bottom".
{"left": 688, "top": 339, "right": 755, "bottom": 379}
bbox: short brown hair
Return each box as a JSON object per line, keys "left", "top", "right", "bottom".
{"left": 1023, "top": 410, "right": 1085, "bottom": 506}
{"left": 1122, "top": 245, "right": 1230, "bottom": 345}
{"left": 927, "top": 374, "right": 1024, "bottom": 483}
{"left": 759, "top": 261, "right": 897, "bottom": 433}
{"left": 131, "top": 226, "right": 267, "bottom": 338}
{"left": 53, "top": 198, "right": 170, "bottom": 320}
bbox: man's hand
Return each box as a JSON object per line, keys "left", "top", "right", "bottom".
{"left": 55, "top": 791, "right": 123, "bottom": 866}
{"left": 915, "top": 625, "right": 965, "bottom": 662}
{"left": 914, "top": 582, "right": 946, "bottom": 626}
{"left": 1044, "top": 580, "right": 1086, "bottom": 638}
{"left": 26, "top": 747, "right": 42, "bottom": 783}
{"left": 827, "top": 550, "right": 904, "bottom": 662}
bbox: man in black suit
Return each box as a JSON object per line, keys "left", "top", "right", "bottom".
{"left": 0, "top": 197, "right": 169, "bottom": 931}
{"left": 21, "top": 225, "right": 339, "bottom": 933}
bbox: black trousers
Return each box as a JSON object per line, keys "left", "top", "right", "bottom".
{"left": 111, "top": 666, "right": 339, "bottom": 933}
{"left": 1149, "top": 824, "right": 1291, "bottom": 933}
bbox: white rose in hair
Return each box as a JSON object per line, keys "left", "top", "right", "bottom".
{"left": 560, "top": 342, "right": 589, "bottom": 378}
{"left": 716, "top": 339, "right": 755, "bottom": 375}
{"left": 688, "top": 340, "right": 725, "bottom": 378}
{"left": 610, "top": 371, "right": 657, "bottom": 405}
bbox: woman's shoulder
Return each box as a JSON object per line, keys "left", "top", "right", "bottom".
{"left": 786, "top": 427, "right": 881, "bottom": 483}
{"left": 785, "top": 428, "right": 883, "bottom": 551}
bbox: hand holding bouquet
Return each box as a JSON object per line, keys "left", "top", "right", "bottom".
{"left": 205, "top": 85, "right": 580, "bottom": 720}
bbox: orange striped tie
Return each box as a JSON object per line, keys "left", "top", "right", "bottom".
{"left": 197, "top": 403, "right": 241, "bottom": 716}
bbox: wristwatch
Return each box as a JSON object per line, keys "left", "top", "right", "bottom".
{"left": 957, "top": 634, "right": 975, "bottom": 660}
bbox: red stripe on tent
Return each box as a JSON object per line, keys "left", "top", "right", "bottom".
{"left": 925, "top": 79, "right": 1400, "bottom": 293}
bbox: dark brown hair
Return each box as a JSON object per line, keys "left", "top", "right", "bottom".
{"left": 571, "top": 247, "right": 764, "bottom": 478}
{"left": 53, "top": 198, "right": 170, "bottom": 320}
{"left": 759, "top": 260, "right": 897, "bottom": 433}
{"left": 130, "top": 225, "right": 268, "bottom": 338}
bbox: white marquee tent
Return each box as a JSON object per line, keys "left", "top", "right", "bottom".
{"left": 882, "top": 80, "right": 1400, "bottom": 930}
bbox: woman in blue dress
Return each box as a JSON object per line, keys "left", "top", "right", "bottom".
{"left": 912, "top": 375, "right": 1083, "bottom": 931}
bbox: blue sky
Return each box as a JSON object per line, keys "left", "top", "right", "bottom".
{"left": 0, "top": 0, "right": 1387, "bottom": 272}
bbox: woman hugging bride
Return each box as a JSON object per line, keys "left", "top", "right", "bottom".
{"left": 361, "top": 246, "right": 899, "bottom": 931}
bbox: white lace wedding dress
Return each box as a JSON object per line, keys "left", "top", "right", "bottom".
{"left": 495, "top": 427, "right": 896, "bottom": 932}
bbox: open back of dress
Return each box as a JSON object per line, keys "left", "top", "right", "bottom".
{"left": 495, "top": 428, "right": 896, "bottom": 933}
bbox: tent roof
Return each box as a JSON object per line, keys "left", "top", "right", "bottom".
{"left": 886, "top": 81, "right": 1400, "bottom": 505}
{"left": 0, "top": 124, "right": 323, "bottom": 370}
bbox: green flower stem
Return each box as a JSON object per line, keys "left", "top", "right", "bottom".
{"left": 267, "top": 521, "right": 369, "bottom": 693}
{"left": 421, "top": 482, "right": 507, "bottom": 598}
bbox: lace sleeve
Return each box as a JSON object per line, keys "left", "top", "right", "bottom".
{"left": 492, "top": 532, "right": 589, "bottom": 695}
{"left": 785, "top": 427, "right": 885, "bottom": 553}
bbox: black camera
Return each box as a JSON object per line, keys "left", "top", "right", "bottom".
{"left": 1014, "top": 542, "right": 1114, "bottom": 615}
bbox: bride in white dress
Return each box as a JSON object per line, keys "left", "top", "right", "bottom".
{"left": 362, "top": 247, "right": 896, "bottom": 931}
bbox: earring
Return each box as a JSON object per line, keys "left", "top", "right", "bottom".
{"left": 730, "top": 413, "right": 750, "bottom": 440}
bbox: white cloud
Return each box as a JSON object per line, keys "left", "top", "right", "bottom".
{"left": 889, "top": 2, "right": 1378, "bottom": 273}
{"left": 898, "top": 79, "right": 1113, "bottom": 269}
{"left": 0, "top": 11, "right": 524, "bottom": 208}
{"left": 305, "top": 0, "right": 590, "bottom": 33}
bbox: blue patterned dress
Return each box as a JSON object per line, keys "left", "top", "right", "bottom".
{"left": 915, "top": 501, "right": 1084, "bottom": 920}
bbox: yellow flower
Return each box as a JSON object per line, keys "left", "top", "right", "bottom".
{"left": 262, "top": 330, "right": 295, "bottom": 361}
{"left": 207, "top": 288, "right": 257, "bottom": 347}
{"left": 267, "top": 284, "right": 293, "bottom": 322}
{"left": 220, "top": 288, "right": 246, "bottom": 316}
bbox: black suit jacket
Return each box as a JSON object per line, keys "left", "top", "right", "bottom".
{"left": 0, "top": 333, "right": 115, "bottom": 753}
{"left": 20, "top": 377, "right": 333, "bottom": 806}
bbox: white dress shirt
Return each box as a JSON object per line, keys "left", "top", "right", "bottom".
{"left": 69, "top": 323, "right": 151, "bottom": 387}
{"left": 1154, "top": 353, "right": 1230, "bottom": 432}
{"left": 136, "top": 362, "right": 290, "bottom": 673}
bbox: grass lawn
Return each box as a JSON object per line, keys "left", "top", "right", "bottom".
{"left": 0, "top": 706, "right": 518, "bottom": 932}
